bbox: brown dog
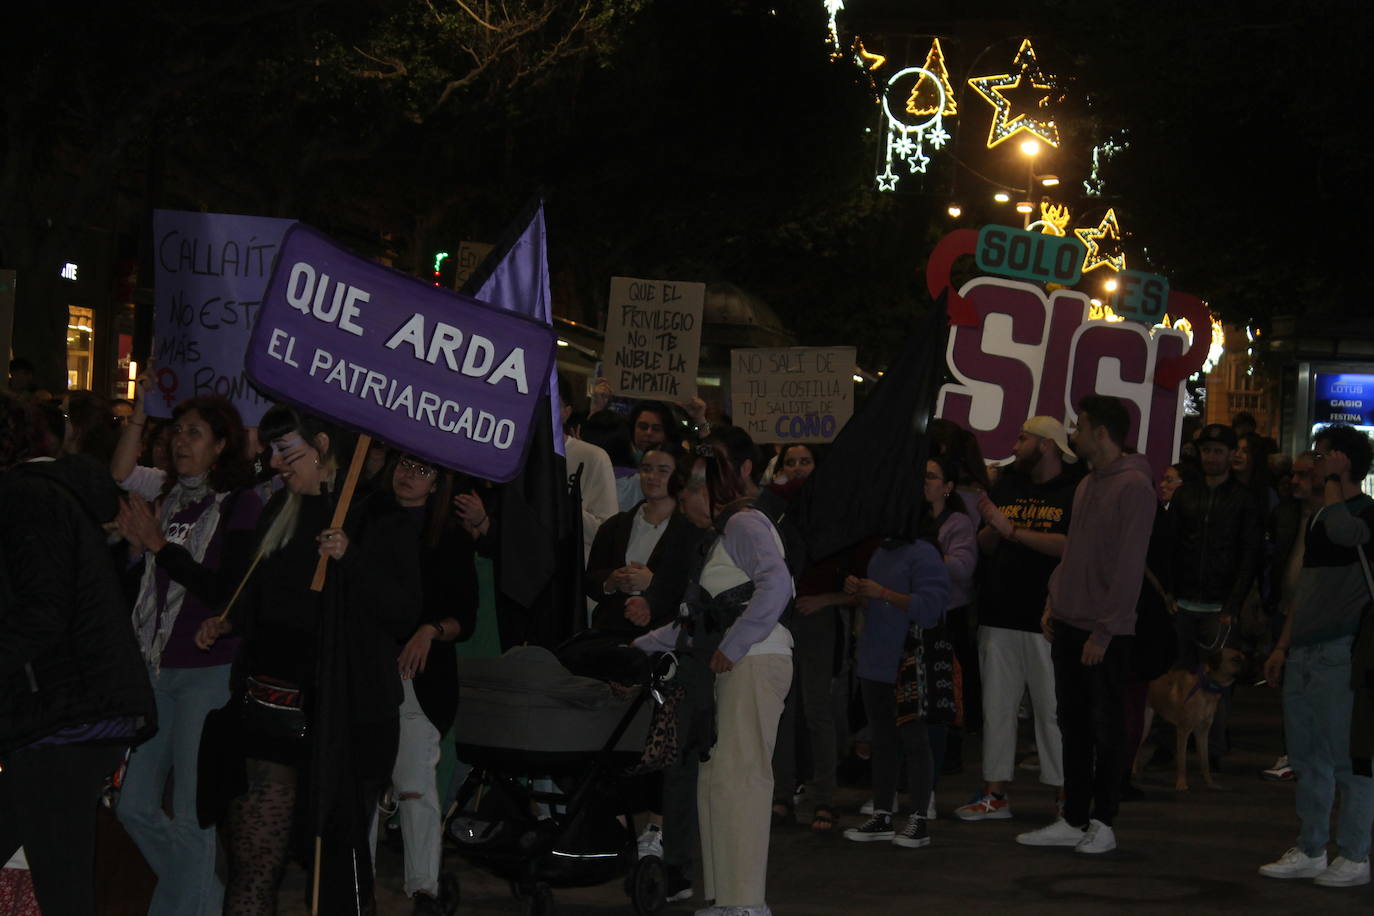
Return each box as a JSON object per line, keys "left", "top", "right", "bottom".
{"left": 1143, "top": 648, "right": 1246, "bottom": 791}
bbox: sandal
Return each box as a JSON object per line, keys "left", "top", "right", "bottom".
{"left": 771, "top": 801, "right": 794, "bottom": 826}
{"left": 810, "top": 807, "right": 836, "bottom": 832}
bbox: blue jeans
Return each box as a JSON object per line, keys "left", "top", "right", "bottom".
{"left": 1285, "top": 636, "right": 1374, "bottom": 860}
{"left": 117, "top": 664, "right": 232, "bottom": 915}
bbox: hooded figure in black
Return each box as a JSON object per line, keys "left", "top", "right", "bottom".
{"left": 1, "top": 394, "right": 156, "bottom": 915}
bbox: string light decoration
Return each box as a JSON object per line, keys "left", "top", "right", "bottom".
{"left": 966, "top": 38, "right": 1060, "bottom": 149}
{"left": 432, "top": 251, "right": 451, "bottom": 287}
{"left": 1085, "top": 136, "right": 1127, "bottom": 197}
{"left": 905, "top": 39, "right": 956, "bottom": 117}
{"left": 876, "top": 61, "right": 950, "bottom": 191}
{"left": 853, "top": 37, "right": 885, "bottom": 71}
{"left": 1074, "top": 208, "right": 1126, "bottom": 274}
{"left": 1164, "top": 314, "right": 1227, "bottom": 374}
{"left": 1087, "top": 300, "right": 1127, "bottom": 323}
{"left": 1035, "top": 202, "right": 1071, "bottom": 236}
{"left": 824, "top": 0, "right": 844, "bottom": 56}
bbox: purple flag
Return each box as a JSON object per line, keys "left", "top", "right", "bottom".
{"left": 245, "top": 223, "right": 556, "bottom": 482}
{"left": 472, "top": 201, "right": 564, "bottom": 455}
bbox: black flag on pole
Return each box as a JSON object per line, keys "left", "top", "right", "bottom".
{"left": 791, "top": 294, "right": 950, "bottom": 564}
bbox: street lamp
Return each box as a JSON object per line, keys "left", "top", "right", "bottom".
{"left": 947, "top": 205, "right": 963, "bottom": 218}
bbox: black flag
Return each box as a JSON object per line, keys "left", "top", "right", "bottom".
{"left": 791, "top": 294, "right": 950, "bottom": 563}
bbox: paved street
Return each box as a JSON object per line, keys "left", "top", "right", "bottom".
{"left": 275, "top": 682, "right": 1374, "bottom": 914}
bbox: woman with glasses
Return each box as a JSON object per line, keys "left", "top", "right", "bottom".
{"left": 382, "top": 453, "right": 475, "bottom": 915}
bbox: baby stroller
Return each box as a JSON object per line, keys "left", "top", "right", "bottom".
{"left": 448, "top": 636, "right": 677, "bottom": 915}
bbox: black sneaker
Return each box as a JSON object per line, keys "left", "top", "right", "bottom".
{"left": 892, "top": 814, "right": 930, "bottom": 848}
{"left": 843, "top": 813, "right": 894, "bottom": 842}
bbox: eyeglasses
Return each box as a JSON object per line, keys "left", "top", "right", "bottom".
{"left": 398, "top": 459, "right": 436, "bottom": 478}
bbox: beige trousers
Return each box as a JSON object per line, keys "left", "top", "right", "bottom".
{"left": 698, "top": 652, "right": 792, "bottom": 907}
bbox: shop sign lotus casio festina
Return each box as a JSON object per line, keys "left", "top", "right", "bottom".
{"left": 929, "top": 226, "right": 1209, "bottom": 480}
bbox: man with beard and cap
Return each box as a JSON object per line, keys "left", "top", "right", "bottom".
{"left": 1017, "top": 396, "right": 1156, "bottom": 855}
{"left": 955, "top": 417, "right": 1081, "bottom": 822}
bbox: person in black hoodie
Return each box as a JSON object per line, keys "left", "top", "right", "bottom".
{"left": 195, "top": 404, "right": 420, "bottom": 916}
{"left": 0, "top": 393, "right": 156, "bottom": 915}
{"left": 380, "top": 453, "right": 476, "bottom": 916}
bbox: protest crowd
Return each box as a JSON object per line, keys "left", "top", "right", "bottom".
{"left": 6, "top": 342, "right": 1374, "bottom": 916}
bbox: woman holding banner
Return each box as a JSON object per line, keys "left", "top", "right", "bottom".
{"left": 195, "top": 404, "right": 420, "bottom": 916}
{"left": 110, "top": 385, "right": 261, "bottom": 916}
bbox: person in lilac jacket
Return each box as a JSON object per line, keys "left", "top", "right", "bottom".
{"left": 631, "top": 436, "right": 792, "bottom": 916}
{"left": 841, "top": 515, "right": 951, "bottom": 850}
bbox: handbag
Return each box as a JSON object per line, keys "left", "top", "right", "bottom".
{"left": 627, "top": 682, "right": 684, "bottom": 775}
{"left": 241, "top": 674, "right": 308, "bottom": 742}
{"left": 894, "top": 620, "right": 963, "bottom": 728}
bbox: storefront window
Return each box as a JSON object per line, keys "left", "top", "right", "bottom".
{"left": 66, "top": 305, "right": 95, "bottom": 390}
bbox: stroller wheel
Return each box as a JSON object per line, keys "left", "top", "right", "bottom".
{"left": 520, "top": 881, "right": 556, "bottom": 915}
{"left": 627, "top": 856, "right": 667, "bottom": 915}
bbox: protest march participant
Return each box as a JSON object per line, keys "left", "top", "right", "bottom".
{"left": 196, "top": 404, "right": 420, "bottom": 915}
{"left": 1, "top": 392, "right": 156, "bottom": 915}
{"left": 110, "top": 389, "right": 262, "bottom": 916}
{"left": 1018, "top": 396, "right": 1155, "bottom": 855}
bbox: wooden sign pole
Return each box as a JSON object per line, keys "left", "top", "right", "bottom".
{"left": 310, "top": 434, "right": 372, "bottom": 593}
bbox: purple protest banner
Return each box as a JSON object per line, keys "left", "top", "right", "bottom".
{"left": 245, "top": 224, "right": 557, "bottom": 482}
{"left": 152, "top": 210, "right": 296, "bottom": 423}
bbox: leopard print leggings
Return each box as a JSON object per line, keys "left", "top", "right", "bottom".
{"left": 224, "top": 757, "right": 297, "bottom": 916}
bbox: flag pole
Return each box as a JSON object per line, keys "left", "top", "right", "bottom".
{"left": 311, "top": 435, "right": 372, "bottom": 592}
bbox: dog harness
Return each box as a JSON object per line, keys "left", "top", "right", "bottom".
{"left": 1183, "top": 666, "right": 1227, "bottom": 703}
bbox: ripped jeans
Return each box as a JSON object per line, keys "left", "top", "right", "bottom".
{"left": 374, "top": 678, "right": 442, "bottom": 897}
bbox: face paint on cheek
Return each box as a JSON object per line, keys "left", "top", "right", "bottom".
{"left": 271, "top": 433, "right": 311, "bottom": 468}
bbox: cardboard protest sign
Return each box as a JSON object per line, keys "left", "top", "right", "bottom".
{"left": 245, "top": 224, "right": 557, "bottom": 482}
{"left": 603, "top": 277, "right": 704, "bottom": 400}
{"left": 731, "top": 347, "right": 856, "bottom": 443}
{"left": 151, "top": 210, "right": 295, "bottom": 423}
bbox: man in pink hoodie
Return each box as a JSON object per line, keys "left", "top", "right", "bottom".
{"left": 1015, "top": 395, "right": 1157, "bottom": 855}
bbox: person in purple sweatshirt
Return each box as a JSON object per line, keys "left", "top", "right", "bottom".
{"left": 840, "top": 512, "right": 951, "bottom": 850}
{"left": 1016, "top": 395, "right": 1156, "bottom": 856}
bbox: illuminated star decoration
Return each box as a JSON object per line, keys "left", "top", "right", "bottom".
{"left": 1073, "top": 208, "right": 1127, "bottom": 274}
{"left": 875, "top": 41, "right": 956, "bottom": 192}
{"left": 966, "top": 38, "right": 1060, "bottom": 149}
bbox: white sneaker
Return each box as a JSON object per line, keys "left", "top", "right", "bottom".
{"left": 1016, "top": 817, "right": 1086, "bottom": 847}
{"left": 1262, "top": 755, "right": 1294, "bottom": 780}
{"left": 1259, "top": 847, "right": 1327, "bottom": 879}
{"left": 636, "top": 823, "right": 663, "bottom": 859}
{"left": 1074, "top": 818, "right": 1116, "bottom": 854}
{"left": 1315, "top": 855, "right": 1371, "bottom": 887}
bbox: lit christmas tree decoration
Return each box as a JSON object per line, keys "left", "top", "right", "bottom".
{"left": 1074, "top": 208, "right": 1127, "bottom": 274}
{"left": 905, "top": 39, "right": 957, "bottom": 117}
{"left": 967, "top": 38, "right": 1060, "bottom": 149}
{"left": 875, "top": 56, "right": 951, "bottom": 191}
